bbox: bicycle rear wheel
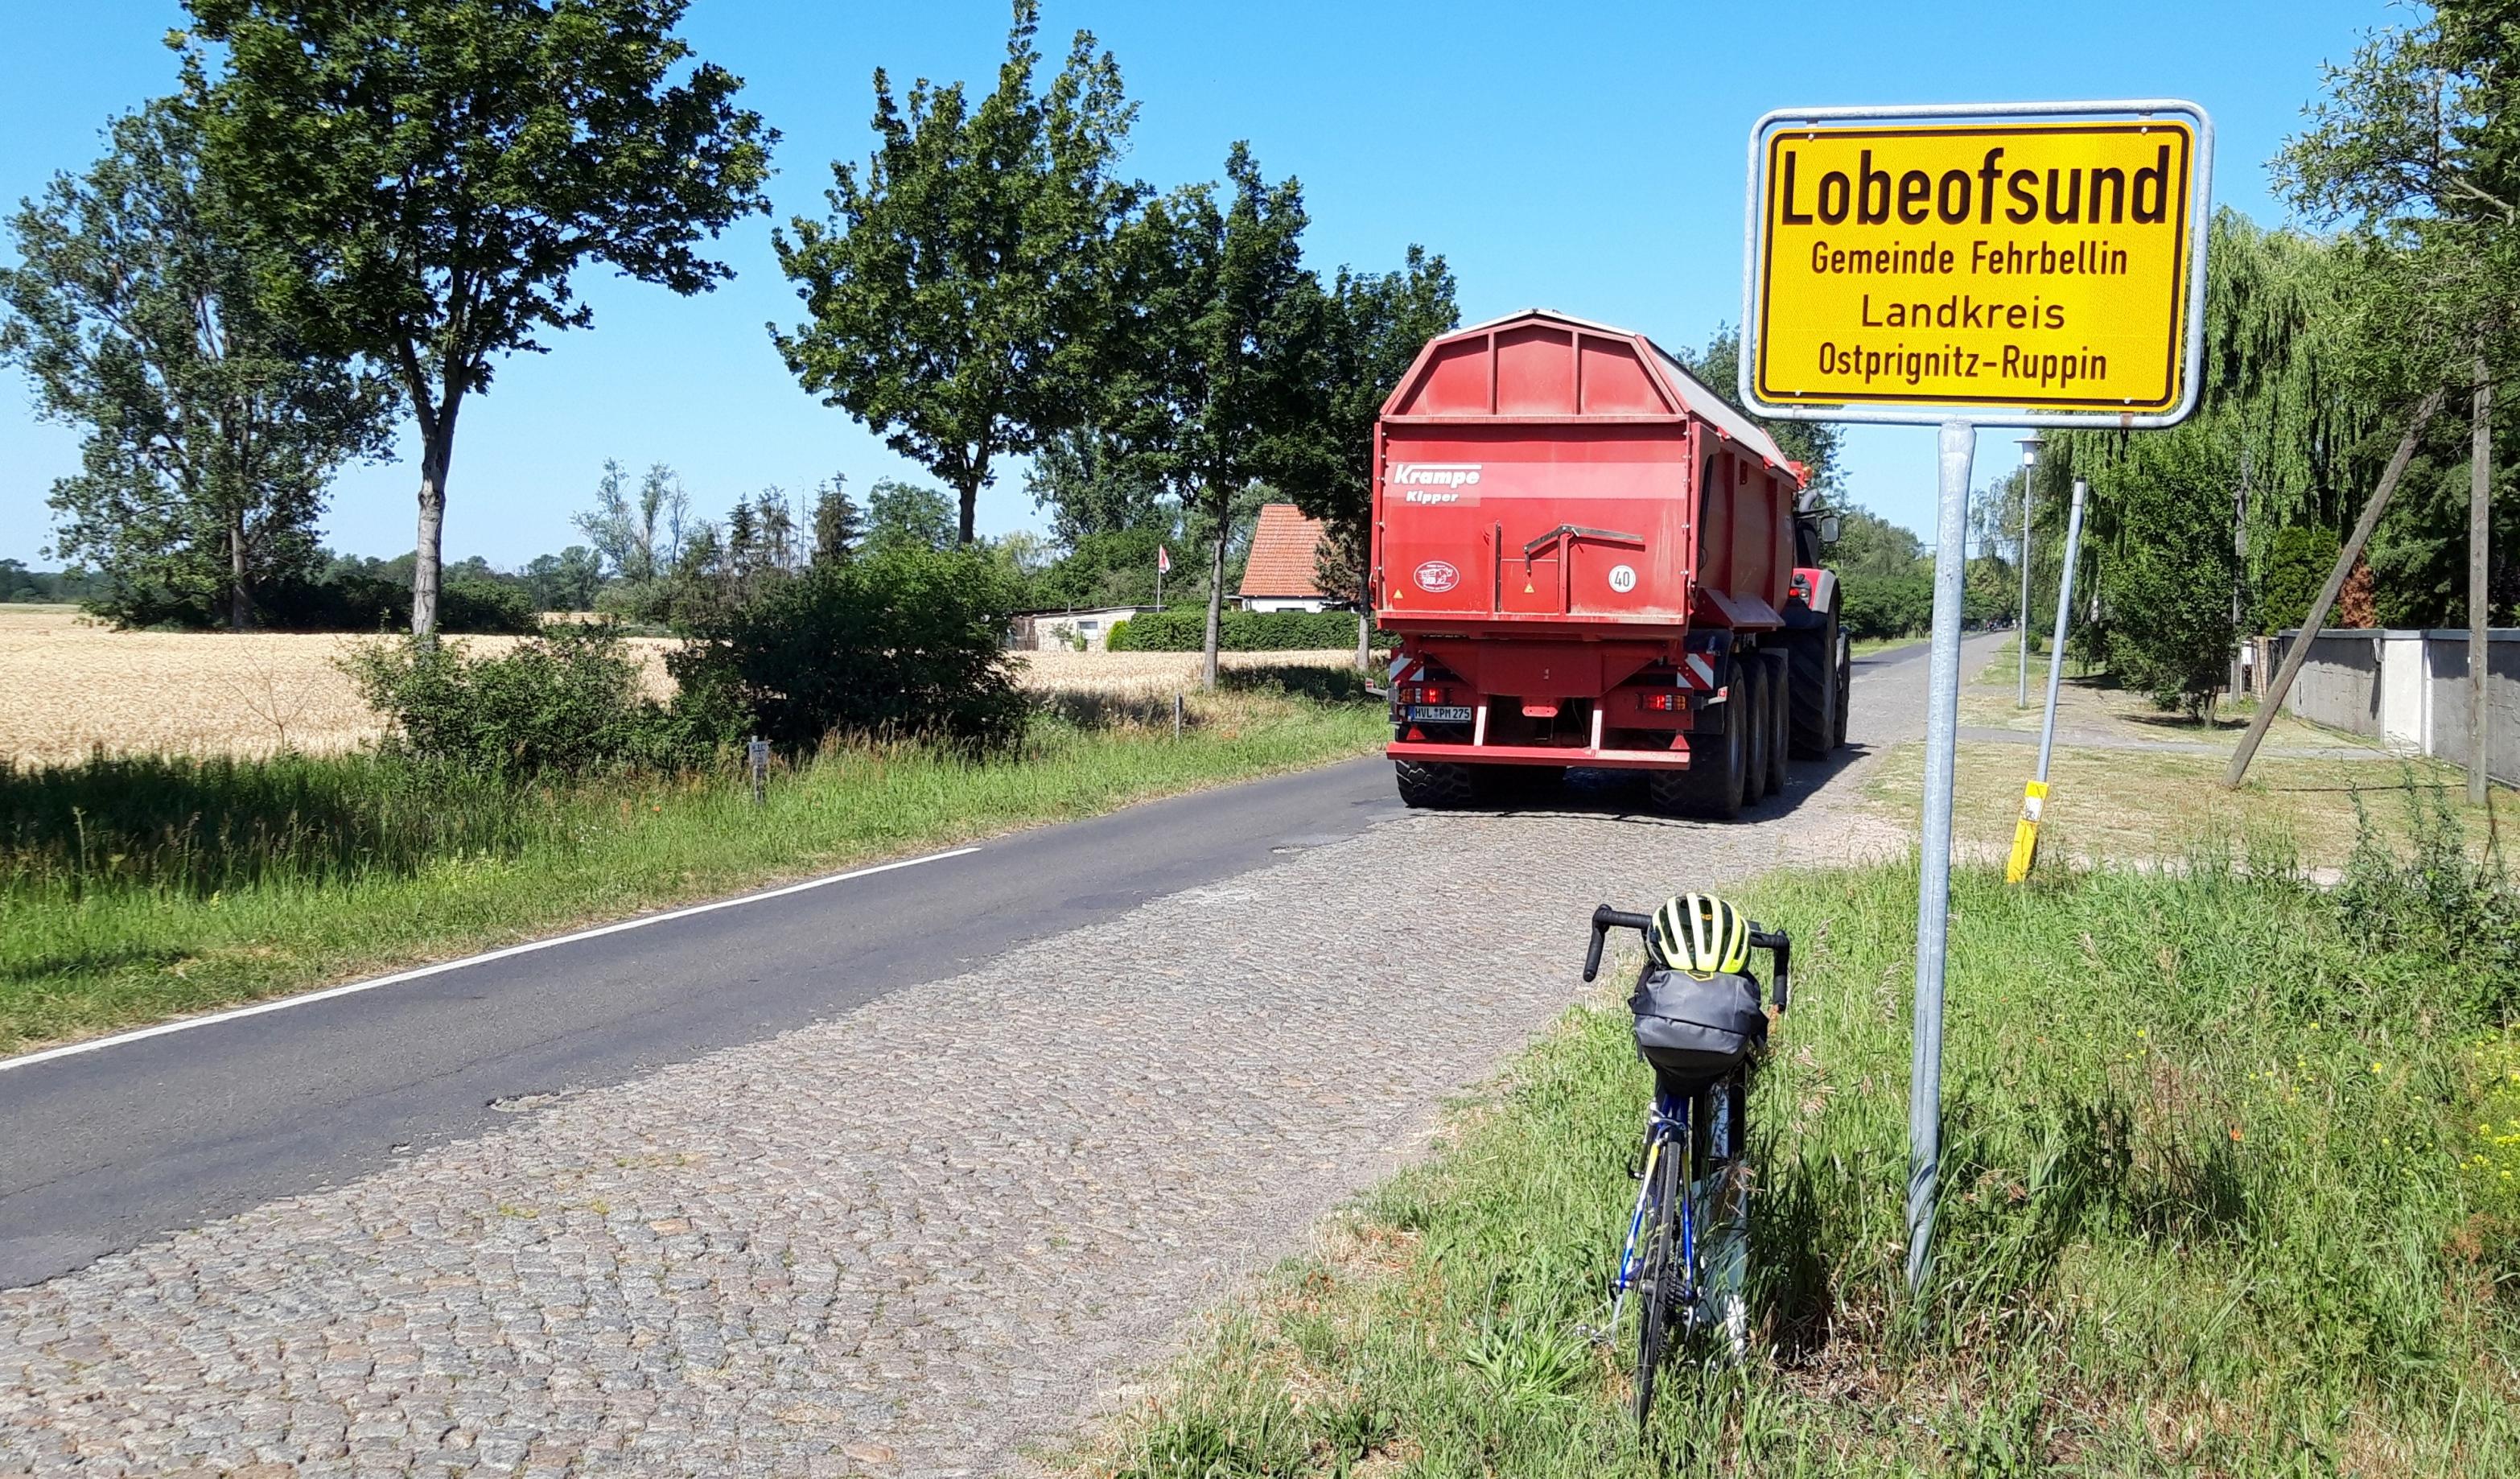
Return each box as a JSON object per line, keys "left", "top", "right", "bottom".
{"left": 1694, "top": 1077, "right": 1753, "bottom": 1361}
{"left": 1632, "top": 1131, "right": 1686, "bottom": 1429}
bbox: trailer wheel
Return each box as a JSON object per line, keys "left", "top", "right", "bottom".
{"left": 1761, "top": 652, "right": 1791, "bottom": 795}
{"left": 1394, "top": 760, "right": 1478, "bottom": 809}
{"left": 1788, "top": 608, "right": 1844, "bottom": 758}
{"left": 1739, "top": 659, "right": 1770, "bottom": 805}
{"left": 1649, "top": 665, "right": 1746, "bottom": 819}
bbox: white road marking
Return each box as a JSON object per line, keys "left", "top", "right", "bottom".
{"left": 0, "top": 846, "right": 984, "bottom": 1074}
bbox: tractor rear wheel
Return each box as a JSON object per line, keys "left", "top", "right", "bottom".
{"left": 1394, "top": 760, "right": 1477, "bottom": 809}
{"left": 1788, "top": 608, "right": 1843, "bottom": 758}
{"left": 1649, "top": 665, "right": 1746, "bottom": 819}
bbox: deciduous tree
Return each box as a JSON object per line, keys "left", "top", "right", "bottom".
{"left": 865, "top": 479, "right": 958, "bottom": 554}
{"left": 1280, "top": 247, "right": 1457, "bottom": 668}
{"left": 771, "top": 1, "right": 1136, "bottom": 545}
{"left": 1102, "top": 146, "right": 1325, "bottom": 687}
{"left": 182, "top": 0, "right": 773, "bottom": 637}
{"left": 0, "top": 99, "right": 394, "bottom": 628}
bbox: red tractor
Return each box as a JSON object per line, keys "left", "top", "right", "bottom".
{"left": 1372, "top": 309, "right": 1850, "bottom": 818}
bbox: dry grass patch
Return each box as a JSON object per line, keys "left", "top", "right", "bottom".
{"left": 0, "top": 605, "right": 1363, "bottom": 764}
{"left": 0, "top": 605, "right": 676, "bottom": 764}
{"left": 1013, "top": 647, "right": 1361, "bottom": 696}
{"left": 1866, "top": 739, "right": 2493, "bottom": 865}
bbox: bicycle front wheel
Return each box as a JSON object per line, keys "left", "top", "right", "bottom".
{"left": 1633, "top": 1132, "right": 1686, "bottom": 1429}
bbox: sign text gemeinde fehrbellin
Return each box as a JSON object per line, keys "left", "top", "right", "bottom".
{"left": 1752, "top": 119, "right": 2198, "bottom": 414}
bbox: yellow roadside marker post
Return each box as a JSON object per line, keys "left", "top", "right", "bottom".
{"left": 2007, "top": 477, "right": 2089, "bottom": 883}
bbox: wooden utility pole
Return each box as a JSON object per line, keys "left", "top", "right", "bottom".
{"left": 2473, "top": 356, "right": 2493, "bottom": 805}
{"left": 2230, "top": 449, "right": 2251, "bottom": 697}
{"left": 2227, "top": 387, "right": 2448, "bottom": 789}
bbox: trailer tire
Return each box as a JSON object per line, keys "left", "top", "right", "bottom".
{"left": 1788, "top": 608, "right": 1843, "bottom": 758}
{"left": 1739, "top": 659, "right": 1770, "bottom": 804}
{"left": 1649, "top": 665, "right": 1746, "bottom": 819}
{"left": 1394, "top": 760, "right": 1477, "bottom": 810}
{"left": 1761, "top": 652, "right": 1791, "bottom": 795}
{"left": 1401, "top": 765, "right": 1472, "bottom": 811}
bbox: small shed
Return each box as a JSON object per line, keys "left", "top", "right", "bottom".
{"left": 1238, "top": 504, "right": 1332, "bottom": 612}
{"left": 1011, "top": 606, "right": 1159, "bottom": 651}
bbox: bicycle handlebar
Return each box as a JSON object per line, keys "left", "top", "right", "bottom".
{"left": 1583, "top": 904, "right": 1793, "bottom": 1012}
{"left": 1583, "top": 906, "right": 1653, "bottom": 983}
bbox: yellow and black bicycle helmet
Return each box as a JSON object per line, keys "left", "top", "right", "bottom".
{"left": 1649, "top": 892, "right": 1751, "bottom": 976}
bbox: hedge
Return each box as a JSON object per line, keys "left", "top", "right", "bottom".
{"left": 1106, "top": 608, "right": 1366, "bottom": 651}
{"left": 1839, "top": 573, "right": 1934, "bottom": 641}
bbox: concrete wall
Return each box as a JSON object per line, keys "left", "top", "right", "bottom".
{"left": 2275, "top": 628, "right": 2520, "bottom": 783}
{"left": 2419, "top": 633, "right": 2520, "bottom": 783}
{"left": 2279, "top": 630, "right": 2384, "bottom": 740}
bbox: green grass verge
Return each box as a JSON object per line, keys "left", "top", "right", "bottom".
{"left": 2, "top": 682, "right": 1385, "bottom": 1055}
{"left": 1074, "top": 823, "right": 2520, "bottom": 1476}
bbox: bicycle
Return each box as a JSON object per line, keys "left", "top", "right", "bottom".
{"left": 1582, "top": 900, "right": 1791, "bottom": 1429}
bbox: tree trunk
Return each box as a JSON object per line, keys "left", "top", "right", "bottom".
{"left": 412, "top": 418, "right": 455, "bottom": 640}
{"left": 1354, "top": 571, "right": 1371, "bottom": 672}
{"left": 947, "top": 476, "right": 978, "bottom": 546}
{"left": 2473, "top": 354, "right": 2493, "bottom": 805}
{"left": 229, "top": 509, "right": 250, "bottom": 632}
{"left": 1203, "top": 513, "right": 1228, "bottom": 691}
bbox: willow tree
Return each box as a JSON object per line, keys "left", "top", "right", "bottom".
{"left": 2047, "top": 212, "right": 2394, "bottom": 711}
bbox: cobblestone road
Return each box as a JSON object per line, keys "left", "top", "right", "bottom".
{"left": 0, "top": 641, "right": 1976, "bottom": 1478}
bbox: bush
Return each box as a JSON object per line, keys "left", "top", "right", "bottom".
{"left": 1106, "top": 608, "right": 1363, "bottom": 651}
{"left": 345, "top": 623, "right": 696, "bottom": 776}
{"left": 1838, "top": 573, "right": 1933, "bottom": 640}
{"left": 255, "top": 571, "right": 541, "bottom": 634}
{"left": 671, "top": 544, "right": 1029, "bottom": 749}
{"left": 2259, "top": 525, "right": 2341, "bottom": 633}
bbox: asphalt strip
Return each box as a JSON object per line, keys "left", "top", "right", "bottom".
{"left": 0, "top": 843, "right": 983, "bottom": 1075}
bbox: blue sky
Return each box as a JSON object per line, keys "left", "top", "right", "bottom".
{"left": 0, "top": 0, "right": 2400, "bottom": 567}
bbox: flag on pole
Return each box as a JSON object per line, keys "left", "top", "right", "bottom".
{"left": 1157, "top": 545, "right": 1171, "bottom": 574}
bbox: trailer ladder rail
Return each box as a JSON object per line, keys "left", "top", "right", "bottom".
{"left": 1522, "top": 525, "right": 1645, "bottom": 560}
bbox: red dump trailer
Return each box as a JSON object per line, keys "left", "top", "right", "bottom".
{"left": 1373, "top": 309, "right": 1851, "bottom": 818}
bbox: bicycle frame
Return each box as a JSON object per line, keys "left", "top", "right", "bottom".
{"left": 1607, "top": 1085, "right": 1696, "bottom": 1335}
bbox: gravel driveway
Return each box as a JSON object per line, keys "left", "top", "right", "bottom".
{"left": 0, "top": 638, "right": 1981, "bottom": 1479}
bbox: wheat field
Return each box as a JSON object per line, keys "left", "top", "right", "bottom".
{"left": 0, "top": 605, "right": 1360, "bottom": 765}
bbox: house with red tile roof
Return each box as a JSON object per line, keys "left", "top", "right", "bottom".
{"left": 1236, "top": 504, "right": 1332, "bottom": 612}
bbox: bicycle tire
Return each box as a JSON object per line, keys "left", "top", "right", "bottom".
{"left": 1696, "top": 1077, "right": 1753, "bottom": 1362}
{"left": 1633, "top": 1131, "right": 1686, "bottom": 1430}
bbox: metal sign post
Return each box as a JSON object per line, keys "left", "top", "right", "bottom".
{"left": 747, "top": 736, "right": 770, "bottom": 805}
{"left": 1741, "top": 100, "right": 2213, "bottom": 1296}
{"left": 1908, "top": 416, "right": 1975, "bottom": 1292}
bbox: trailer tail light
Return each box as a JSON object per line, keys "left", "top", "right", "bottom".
{"left": 1398, "top": 683, "right": 1451, "bottom": 706}
{"left": 1640, "top": 691, "right": 1684, "bottom": 712}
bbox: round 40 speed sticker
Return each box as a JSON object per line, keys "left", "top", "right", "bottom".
{"left": 1608, "top": 563, "right": 1637, "bottom": 594}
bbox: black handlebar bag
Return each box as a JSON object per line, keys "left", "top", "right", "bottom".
{"left": 1630, "top": 967, "right": 1767, "bottom": 1090}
